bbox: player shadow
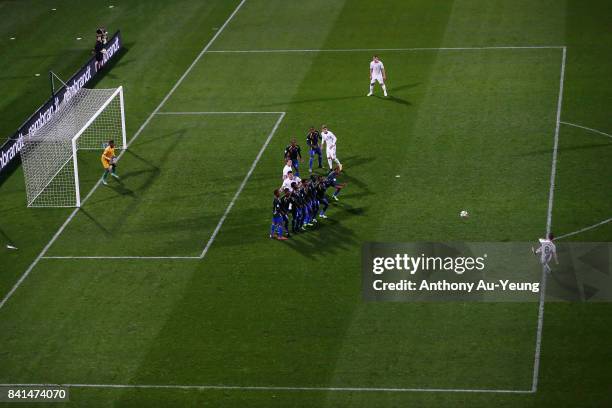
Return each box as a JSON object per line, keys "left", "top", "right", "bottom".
{"left": 283, "top": 207, "right": 365, "bottom": 257}
{"left": 374, "top": 94, "right": 411, "bottom": 106}
{"left": 259, "top": 83, "right": 421, "bottom": 108}
{"left": 196, "top": 201, "right": 363, "bottom": 256}
{"left": 388, "top": 82, "right": 421, "bottom": 93}
{"left": 339, "top": 155, "right": 377, "bottom": 170}
{"left": 333, "top": 191, "right": 373, "bottom": 201}
{"left": 78, "top": 208, "right": 112, "bottom": 236}
{"left": 259, "top": 94, "right": 365, "bottom": 108}
{"left": 333, "top": 202, "right": 366, "bottom": 216}
{"left": 336, "top": 172, "right": 374, "bottom": 200}
{"left": 119, "top": 167, "right": 160, "bottom": 182}
{"left": 120, "top": 150, "right": 161, "bottom": 179}
{"left": 87, "top": 174, "right": 137, "bottom": 206}
{"left": 107, "top": 180, "right": 135, "bottom": 198}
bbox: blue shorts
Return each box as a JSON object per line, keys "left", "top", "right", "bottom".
{"left": 272, "top": 215, "right": 283, "bottom": 223}
{"left": 309, "top": 146, "right": 322, "bottom": 156}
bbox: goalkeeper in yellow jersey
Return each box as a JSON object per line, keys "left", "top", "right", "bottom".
{"left": 101, "top": 140, "right": 120, "bottom": 185}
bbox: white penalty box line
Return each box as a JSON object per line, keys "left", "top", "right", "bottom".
{"left": 42, "top": 111, "right": 286, "bottom": 260}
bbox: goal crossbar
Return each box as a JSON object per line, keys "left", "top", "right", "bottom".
{"left": 71, "top": 87, "right": 126, "bottom": 145}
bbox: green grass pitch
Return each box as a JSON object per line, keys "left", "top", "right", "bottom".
{"left": 0, "top": 0, "right": 610, "bottom": 407}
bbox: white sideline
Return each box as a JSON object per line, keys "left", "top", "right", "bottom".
{"left": 0, "top": 383, "right": 533, "bottom": 394}
{"left": 0, "top": 0, "right": 248, "bottom": 311}
{"left": 208, "top": 46, "right": 564, "bottom": 53}
{"left": 555, "top": 217, "right": 612, "bottom": 241}
{"left": 560, "top": 121, "right": 612, "bottom": 139}
{"left": 531, "top": 46, "right": 567, "bottom": 394}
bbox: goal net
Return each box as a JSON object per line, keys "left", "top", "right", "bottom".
{"left": 20, "top": 86, "right": 126, "bottom": 207}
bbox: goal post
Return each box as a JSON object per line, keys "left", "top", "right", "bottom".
{"left": 72, "top": 138, "right": 81, "bottom": 208}
{"left": 20, "top": 86, "right": 127, "bottom": 208}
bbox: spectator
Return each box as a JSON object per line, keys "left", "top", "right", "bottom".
{"left": 96, "top": 26, "right": 108, "bottom": 44}
{"left": 93, "top": 38, "right": 105, "bottom": 71}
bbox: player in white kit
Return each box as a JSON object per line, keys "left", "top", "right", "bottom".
{"left": 282, "top": 159, "right": 293, "bottom": 180}
{"left": 532, "top": 233, "right": 558, "bottom": 272}
{"left": 281, "top": 171, "right": 301, "bottom": 192}
{"left": 321, "top": 125, "right": 342, "bottom": 171}
{"left": 368, "top": 55, "right": 388, "bottom": 97}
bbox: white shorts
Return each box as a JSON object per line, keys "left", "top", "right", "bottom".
{"left": 371, "top": 75, "right": 384, "bottom": 85}
{"left": 540, "top": 253, "right": 553, "bottom": 266}
{"left": 326, "top": 145, "right": 337, "bottom": 160}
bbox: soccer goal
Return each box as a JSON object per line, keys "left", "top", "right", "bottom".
{"left": 20, "top": 87, "right": 127, "bottom": 207}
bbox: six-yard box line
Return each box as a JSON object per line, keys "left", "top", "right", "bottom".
{"left": 0, "top": 0, "right": 569, "bottom": 394}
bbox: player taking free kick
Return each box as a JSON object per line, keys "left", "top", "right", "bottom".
{"left": 532, "top": 233, "right": 559, "bottom": 273}
{"left": 101, "top": 140, "right": 120, "bottom": 185}
{"left": 367, "top": 55, "right": 388, "bottom": 97}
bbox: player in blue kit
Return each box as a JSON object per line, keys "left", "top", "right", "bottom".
{"left": 280, "top": 188, "right": 293, "bottom": 238}
{"left": 284, "top": 138, "right": 302, "bottom": 177}
{"left": 300, "top": 180, "right": 316, "bottom": 227}
{"left": 325, "top": 167, "right": 346, "bottom": 201}
{"left": 315, "top": 176, "right": 330, "bottom": 219}
{"left": 266, "top": 132, "right": 348, "bottom": 238}
{"left": 292, "top": 181, "right": 312, "bottom": 232}
{"left": 309, "top": 175, "right": 320, "bottom": 217}
{"left": 306, "top": 127, "right": 323, "bottom": 173}
{"left": 296, "top": 183, "right": 309, "bottom": 229}
{"left": 270, "top": 189, "right": 287, "bottom": 240}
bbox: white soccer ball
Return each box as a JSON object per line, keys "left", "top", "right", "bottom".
{"left": 460, "top": 210, "right": 469, "bottom": 218}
